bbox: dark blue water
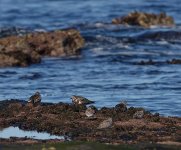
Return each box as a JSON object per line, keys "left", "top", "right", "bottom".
{"left": 0, "top": 0, "right": 181, "bottom": 116}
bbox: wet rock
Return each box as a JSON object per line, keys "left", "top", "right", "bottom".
{"left": 167, "top": 59, "right": 181, "bottom": 64}
{"left": 97, "top": 118, "right": 113, "bottom": 129}
{"left": 136, "top": 59, "right": 156, "bottom": 65}
{"left": 114, "top": 102, "right": 127, "bottom": 113}
{"left": 0, "top": 100, "right": 180, "bottom": 145}
{"left": 134, "top": 31, "right": 181, "bottom": 41}
{"left": 136, "top": 59, "right": 181, "bottom": 66}
{"left": 0, "top": 51, "right": 41, "bottom": 67}
{"left": 112, "top": 11, "right": 174, "bottom": 27}
{"left": 0, "top": 29, "right": 84, "bottom": 67}
{"left": 133, "top": 110, "right": 144, "bottom": 119}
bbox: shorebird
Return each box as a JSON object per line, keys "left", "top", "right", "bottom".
{"left": 71, "top": 95, "right": 94, "bottom": 105}
{"left": 85, "top": 106, "right": 96, "bottom": 117}
{"left": 28, "top": 91, "right": 41, "bottom": 104}
{"left": 133, "top": 110, "right": 144, "bottom": 119}
{"left": 97, "top": 118, "right": 113, "bottom": 129}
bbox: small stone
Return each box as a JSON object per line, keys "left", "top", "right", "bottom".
{"left": 97, "top": 118, "right": 113, "bottom": 129}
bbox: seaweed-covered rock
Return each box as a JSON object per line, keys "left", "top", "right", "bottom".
{"left": 135, "top": 59, "right": 181, "bottom": 65}
{"left": 0, "top": 29, "right": 84, "bottom": 67}
{"left": 0, "top": 51, "right": 40, "bottom": 67}
{"left": 0, "top": 99, "right": 180, "bottom": 145}
{"left": 167, "top": 59, "right": 181, "bottom": 64}
{"left": 112, "top": 12, "right": 174, "bottom": 27}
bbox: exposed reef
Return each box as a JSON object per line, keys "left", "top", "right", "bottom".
{"left": 0, "top": 99, "right": 180, "bottom": 145}
{"left": 0, "top": 29, "right": 84, "bottom": 67}
{"left": 112, "top": 12, "right": 174, "bottom": 27}
{"left": 136, "top": 59, "right": 181, "bottom": 65}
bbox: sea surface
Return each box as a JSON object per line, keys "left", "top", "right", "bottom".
{"left": 0, "top": 0, "right": 180, "bottom": 116}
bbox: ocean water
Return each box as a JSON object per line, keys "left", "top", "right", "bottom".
{"left": 0, "top": 0, "right": 180, "bottom": 116}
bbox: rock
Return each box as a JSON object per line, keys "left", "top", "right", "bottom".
{"left": 0, "top": 51, "right": 41, "bottom": 67}
{"left": 134, "top": 31, "right": 181, "bottom": 41}
{"left": 136, "top": 59, "right": 181, "bottom": 65}
{"left": 97, "top": 118, "right": 113, "bottom": 129}
{"left": 0, "top": 100, "right": 181, "bottom": 144}
{"left": 167, "top": 59, "right": 181, "bottom": 64}
{"left": 0, "top": 29, "right": 84, "bottom": 67}
{"left": 112, "top": 11, "right": 174, "bottom": 27}
{"left": 133, "top": 110, "right": 144, "bottom": 119}
{"left": 137, "top": 59, "right": 156, "bottom": 65}
{"left": 114, "top": 101, "right": 127, "bottom": 112}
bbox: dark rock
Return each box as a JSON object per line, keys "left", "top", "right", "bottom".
{"left": 112, "top": 11, "right": 174, "bottom": 27}
{"left": 0, "top": 100, "right": 180, "bottom": 145}
{"left": 114, "top": 103, "right": 127, "bottom": 112}
{"left": 134, "top": 31, "right": 181, "bottom": 41}
{"left": 136, "top": 59, "right": 156, "bottom": 65}
{"left": 136, "top": 59, "right": 181, "bottom": 66}
{"left": 0, "top": 29, "right": 84, "bottom": 67}
{"left": 167, "top": 59, "right": 181, "bottom": 64}
{"left": 0, "top": 51, "right": 41, "bottom": 67}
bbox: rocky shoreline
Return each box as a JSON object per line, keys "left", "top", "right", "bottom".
{"left": 0, "top": 11, "right": 180, "bottom": 147}
{"left": 0, "top": 99, "right": 180, "bottom": 146}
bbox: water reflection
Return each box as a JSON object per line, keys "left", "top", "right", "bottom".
{"left": 0, "top": 127, "right": 63, "bottom": 140}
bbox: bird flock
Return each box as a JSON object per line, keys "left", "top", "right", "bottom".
{"left": 27, "top": 92, "right": 144, "bottom": 129}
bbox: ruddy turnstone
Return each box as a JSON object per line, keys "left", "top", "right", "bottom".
{"left": 133, "top": 110, "right": 144, "bottom": 119}
{"left": 28, "top": 91, "right": 41, "bottom": 104}
{"left": 85, "top": 105, "right": 97, "bottom": 117}
{"left": 97, "top": 117, "right": 113, "bottom": 129}
{"left": 71, "top": 95, "right": 94, "bottom": 105}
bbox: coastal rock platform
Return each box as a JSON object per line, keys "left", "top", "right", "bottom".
{"left": 0, "top": 100, "right": 180, "bottom": 146}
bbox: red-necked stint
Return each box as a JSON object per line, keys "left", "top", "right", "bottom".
{"left": 85, "top": 106, "right": 96, "bottom": 117}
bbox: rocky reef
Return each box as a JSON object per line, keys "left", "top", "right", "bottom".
{"left": 0, "top": 29, "right": 84, "bottom": 67}
{"left": 112, "top": 12, "right": 174, "bottom": 27}
{"left": 136, "top": 59, "right": 181, "bottom": 65}
{"left": 0, "top": 99, "right": 180, "bottom": 145}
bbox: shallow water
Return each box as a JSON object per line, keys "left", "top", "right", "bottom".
{"left": 0, "top": 0, "right": 181, "bottom": 116}
{"left": 0, "top": 127, "right": 63, "bottom": 140}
